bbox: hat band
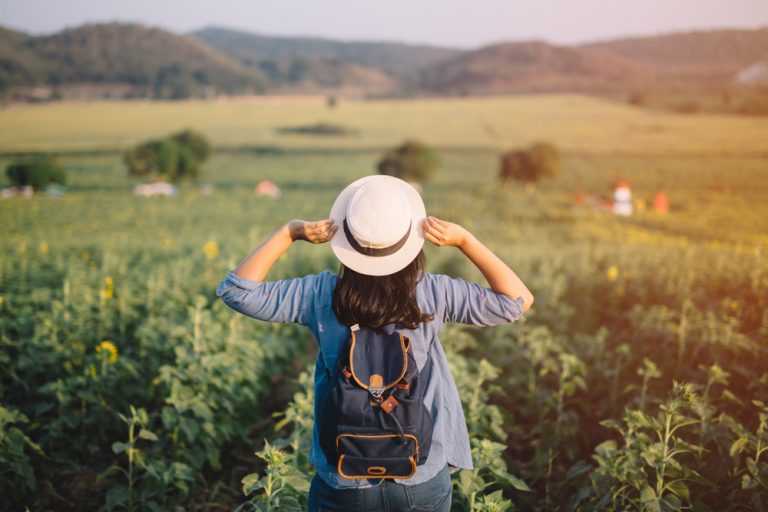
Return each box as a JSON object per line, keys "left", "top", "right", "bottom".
{"left": 343, "top": 218, "right": 411, "bottom": 257}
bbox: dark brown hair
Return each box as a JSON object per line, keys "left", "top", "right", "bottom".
{"left": 332, "top": 250, "right": 434, "bottom": 330}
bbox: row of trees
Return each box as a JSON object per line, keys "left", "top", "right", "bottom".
{"left": 377, "top": 140, "right": 560, "bottom": 187}
{"left": 4, "top": 135, "right": 559, "bottom": 192}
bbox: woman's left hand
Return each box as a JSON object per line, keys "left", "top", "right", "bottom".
{"left": 288, "top": 219, "right": 338, "bottom": 244}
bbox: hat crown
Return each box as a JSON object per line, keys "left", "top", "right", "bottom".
{"left": 346, "top": 181, "right": 411, "bottom": 249}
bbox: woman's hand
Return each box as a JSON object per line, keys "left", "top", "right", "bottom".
{"left": 423, "top": 216, "right": 471, "bottom": 248}
{"left": 422, "top": 215, "right": 534, "bottom": 310}
{"left": 233, "top": 219, "right": 336, "bottom": 281}
{"left": 288, "top": 219, "right": 337, "bottom": 244}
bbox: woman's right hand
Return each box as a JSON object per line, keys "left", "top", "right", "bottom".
{"left": 423, "top": 216, "right": 471, "bottom": 248}
{"left": 288, "top": 219, "right": 338, "bottom": 244}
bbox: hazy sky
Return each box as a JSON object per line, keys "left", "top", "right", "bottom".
{"left": 2, "top": 0, "right": 767, "bottom": 47}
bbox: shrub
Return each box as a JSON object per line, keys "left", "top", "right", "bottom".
{"left": 124, "top": 130, "right": 210, "bottom": 183}
{"left": 377, "top": 140, "right": 439, "bottom": 183}
{"left": 499, "top": 142, "right": 561, "bottom": 189}
{"left": 5, "top": 156, "right": 66, "bottom": 191}
{"left": 276, "top": 123, "right": 354, "bottom": 136}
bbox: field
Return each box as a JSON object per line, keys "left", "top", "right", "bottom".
{"left": 1, "top": 95, "right": 768, "bottom": 511}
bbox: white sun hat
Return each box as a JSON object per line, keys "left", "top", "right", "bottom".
{"left": 329, "top": 175, "right": 426, "bottom": 276}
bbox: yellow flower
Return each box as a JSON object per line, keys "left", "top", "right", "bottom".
{"left": 96, "top": 340, "right": 118, "bottom": 364}
{"left": 606, "top": 266, "right": 620, "bottom": 281}
{"left": 39, "top": 241, "right": 49, "bottom": 255}
{"left": 18, "top": 241, "right": 27, "bottom": 254}
{"left": 89, "top": 364, "right": 97, "bottom": 378}
{"left": 203, "top": 240, "right": 219, "bottom": 260}
{"left": 100, "top": 276, "right": 114, "bottom": 300}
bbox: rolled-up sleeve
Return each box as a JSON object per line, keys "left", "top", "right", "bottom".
{"left": 215, "top": 270, "right": 320, "bottom": 325}
{"left": 429, "top": 274, "right": 525, "bottom": 326}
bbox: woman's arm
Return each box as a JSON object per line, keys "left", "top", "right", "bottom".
{"left": 423, "top": 216, "right": 534, "bottom": 310}
{"left": 233, "top": 219, "right": 337, "bottom": 282}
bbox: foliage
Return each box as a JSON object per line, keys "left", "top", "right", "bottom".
{"left": 377, "top": 140, "right": 439, "bottom": 183}
{"left": 5, "top": 156, "right": 66, "bottom": 191}
{"left": 124, "top": 130, "right": 210, "bottom": 183}
{"left": 1, "top": 98, "right": 767, "bottom": 509}
{"left": 276, "top": 123, "right": 355, "bottom": 136}
{"left": 499, "top": 142, "right": 560, "bottom": 187}
{"left": 0, "top": 404, "right": 44, "bottom": 509}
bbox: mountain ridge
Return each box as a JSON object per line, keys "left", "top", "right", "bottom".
{"left": 2, "top": 22, "right": 766, "bottom": 100}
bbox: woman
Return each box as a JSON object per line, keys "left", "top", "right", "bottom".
{"left": 216, "top": 175, "right": 533, "bottom": 512}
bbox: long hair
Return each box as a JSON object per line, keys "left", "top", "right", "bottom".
{"left": 332, "top": 250, "right": 434, "bottom": 330}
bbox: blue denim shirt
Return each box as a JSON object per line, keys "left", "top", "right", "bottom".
{"left": 216, "top": 270, "right": 525, "bottom": 488}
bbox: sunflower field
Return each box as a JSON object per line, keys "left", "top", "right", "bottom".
{"left": 1, "top": 96, "right": 767, "bottom": 511}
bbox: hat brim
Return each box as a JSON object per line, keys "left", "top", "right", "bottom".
{"left": 329, "top": 175, "right": 426, "bottom": 276}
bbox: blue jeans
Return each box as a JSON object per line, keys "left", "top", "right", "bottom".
{"left": 308, "top": 465, "right": 453, "bottom": 512}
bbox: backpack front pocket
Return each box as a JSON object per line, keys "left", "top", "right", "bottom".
{"left": 336, "top": 433, "right": 418, "bottom": 479}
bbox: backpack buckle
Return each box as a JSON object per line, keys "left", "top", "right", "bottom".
{"left": 369, "top": 387, "right": 384, "bottom": 399}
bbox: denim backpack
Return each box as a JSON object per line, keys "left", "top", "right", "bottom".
{"left": 319, "top": 324, "right": 435, "bottom": 479}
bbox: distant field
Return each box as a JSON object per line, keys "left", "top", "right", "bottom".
{"left": 1, "top": 95, "right": 768, "bottom": 155}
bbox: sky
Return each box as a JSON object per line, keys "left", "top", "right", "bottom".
{"left": 2, "top": 0, "right": 768, "bottom": 48}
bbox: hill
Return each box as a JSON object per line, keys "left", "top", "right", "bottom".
{"left": 419, "top": 41, "right": 653, "bottom": 94}
{"left": 2, "top": 23, "right": 767, "bottom": 102}
{"left": 191, "top": 26, "right": 461, "bottom": 81}
{"left": 1, "top": 23, "right": 266, "bottom": 99}
{"left": 582, "top": 28, "right": 768, "bottom": 84}
{"left": 420, "top": 27, "right": 768, "bottom": 95}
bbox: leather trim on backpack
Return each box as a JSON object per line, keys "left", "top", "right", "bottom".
{"left": 349, "top": 331, "right": 408, "bottom": 394}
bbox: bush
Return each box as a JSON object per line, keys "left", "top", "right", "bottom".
{"left": 124, "top": 130, "right": 210, "bottom": 183}
{"left": 499, "top": 142, "right": 561, "bottom": 188}
{"left": 276, "top": 123, "right": 354, "bottom": 136}
{"left": 377, "top": 140, "right": 439, "bottom": 183}
{"left": 5, "top": 156, "right": 66, "bottom": 191}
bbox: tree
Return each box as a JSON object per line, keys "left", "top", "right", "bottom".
{"left": 5, "top": 156, "right": 66, "bottom": 191}
{"left": 499, "top": 142, "right": 561, "bottom": 190}
{"left": 124, "top": 130, "right": 210, "bottom": 183}
{"left": 377, "top": 140, "right": 439, "bottom": 183}
{"left": 171, "top": 129, "right": 210, "bottom": 162}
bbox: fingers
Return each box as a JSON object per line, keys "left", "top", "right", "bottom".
{"left": 423, "top": 217, "right": 448, "bottom": 246}
{"left": 305, "top": 219, "right": 337, "bottom": 244}
{"left": 424, "top": 230, "right": 444, "bottom": 246}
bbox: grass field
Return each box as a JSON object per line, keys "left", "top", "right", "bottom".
{"left": 2, "top": 95, "right": 768, "bottom": 155}
{"left": 1, "top": 95, "right": 767, "bottom": 511}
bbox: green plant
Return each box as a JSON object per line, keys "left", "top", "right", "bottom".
{"left": 580, "top": 383, "right": 712, "bottom": 511}
{"left": 99, "top": 405, "right": 163, "bottom": 512}
{"left": 124, "top": 129, "right": 210, "bottom": 183}
{"left": 377, "top": 140, "right": 439, "bottom": 183}
{"left": 5, "top": 156, "right": 66, "bottom": 191}
{"left": 0, "top": 404, "right": 43, "bottom": 507}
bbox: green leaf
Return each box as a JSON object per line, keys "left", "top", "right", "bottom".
{"left": 96, "top": 465, "right": 126, "bottom": 482}
{"left": 111, "top": 441, "right": 128, "bottom": 454}
{"left": 105, "top": 485, "right": 130, "bottom": 511}
{"left": 138, "top": 429, "right": 159, "bottom": 442}
{"left": 595, "top": 440, "right": 617, "bottom": 457}
{"left": 283, "top": 475, "right": 311, "bottom": 492}
{"left": 666, "top": 479, "right": 690, "bottom": 501}
{"left": 497, "top": 471, "right": 531, "bottom": 491}
{"left": 278, "top": 496, "right": 304, "bottom": 512}
{"left": 242, "top": 473, "right": 264, "bottom": 495}
{"left": 729, "top": 437, "right": 748, "bottom": 457}
{"left": 640, "top": 485, "right": 661, "bottom": 512}
{"left": 565, "top": 460, "right": 592, "bottom": 481}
